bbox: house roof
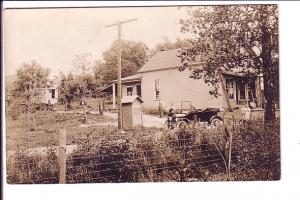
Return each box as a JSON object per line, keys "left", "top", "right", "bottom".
{"left": 101, "top": 74, "right": 141, "bottom": 93}
{"left": 137, "top": 48, "right": 261, "bottom": 77}
{"left": 112, "top": 74, "right": 141, "bottom": 83}
{"left": 221, "top": 69, "right": 261, "bottom": 77}
{"left": 100, "top": 84, "right": 113, "bottom": 93}
{"left": 121, "top": 95, "right": 143, "bottom": 104}
{"left": 138, "top": 48, "right": 182, "bottom": 73}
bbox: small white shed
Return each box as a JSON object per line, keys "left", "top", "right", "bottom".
{"left": 121, "top": 95, "right": 143, "bottom": 130}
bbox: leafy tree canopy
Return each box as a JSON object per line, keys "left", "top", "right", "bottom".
{"left": 94, "top": 40, "right": 150, "bottom": 87}
{"left": 156, "top": 37, "right": 193, "bottom": 51}
{"left": 178, "top": 5, "right": 279, "bottom": 120}
{"left": 13, "top": 60, "right": 50, "bottom": 100}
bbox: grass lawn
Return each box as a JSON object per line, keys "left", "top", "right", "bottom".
{"left": 5, "top": 110, "right": 116, "bottom": 151}
{"left": 55, "top": 98, "right": 113, "bottom": 112}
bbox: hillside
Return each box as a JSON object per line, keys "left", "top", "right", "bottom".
{"left": 5, "top": 74, "right": 16, "bottom": 90}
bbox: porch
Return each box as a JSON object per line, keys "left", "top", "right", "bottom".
{"left": 222, "top": 71, "right": 264, "bottom": 110}
{"left": 100, "top": 74, "right": 142, "bottom": 109}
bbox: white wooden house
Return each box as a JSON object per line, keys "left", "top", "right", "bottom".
{"left": 101, "top": 48, "right": 279, "bottom": 119}
{"left": 33, "top": 87, "right": 58, "bottom": 105}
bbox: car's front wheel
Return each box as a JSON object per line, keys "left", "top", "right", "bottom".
{"left": 176, "top": 120, "right": 189, "bottom": 130}
{"left": 210, "top": 116, "right": 223, "bottom": 127}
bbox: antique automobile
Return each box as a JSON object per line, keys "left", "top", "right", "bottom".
{"left": 166, "top": 107, "right": 223, "bottom": 130}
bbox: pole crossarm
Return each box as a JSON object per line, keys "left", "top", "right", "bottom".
{"left": 105, "top": 18, "right": 138, "bottom": 28}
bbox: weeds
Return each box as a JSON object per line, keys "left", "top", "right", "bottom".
{"left": 6, "top": 119, "right": 280, "bottom": 183}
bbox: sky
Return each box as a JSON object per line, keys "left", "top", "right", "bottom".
{"left": 4, "top": 6, "right": 190, "bottom": 78}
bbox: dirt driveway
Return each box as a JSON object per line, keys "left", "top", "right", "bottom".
{"left": 56, "top": 108, "right": 166, "bottom": 128}
{"left": 102, "top": 112, "right": 166, "bottom": 128}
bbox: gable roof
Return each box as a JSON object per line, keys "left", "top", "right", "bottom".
{"left": 121, "top": 95, "right": 143, "bottom": 104}
{"left": 138, "top": 48, "right": 182, "bottom": 73}
{"left": 101, "top": 74, "right": 141, "bottom": 93}
{"left": 112, "top": 74, "right": 141, "bottom": 84}
{"left": 138, "top": 48, "right": 260, "bottom": 77}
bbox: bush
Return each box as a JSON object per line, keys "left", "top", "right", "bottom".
{"left": 231, "top": 119, "right": 280, "bottom": 181}
{"left": 7, "top": 119, "right": 280, "bottom": 183}
{"left": 8, "top": 103, "right": 21, "bottom": 120}
{"left": 7, "top": 146, "right": 59, "bottom": 184}
{"left": 66, "top": 126, "right": 228, "bottom": 183}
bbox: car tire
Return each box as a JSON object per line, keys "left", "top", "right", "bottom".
{"left": 177, "top": 120, "right": 188, "bottom": 130}
{"left": 210, "top": 116, "right": 223, "bottom": 127}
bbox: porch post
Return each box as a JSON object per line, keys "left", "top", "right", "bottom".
{"left": 112, "top": 83, "right": 116, "bottom": 109}
{"left": 219, "top": 74, "right": 233, "bottom": 112}
{"left": 245, "top": 80, "right": 249, "bottom": 105}
{"left": 257, "top": 76, "right": 262, "bottom": 108}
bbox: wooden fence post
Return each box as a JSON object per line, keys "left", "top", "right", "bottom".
{"left": 99, "top": 99, "right": 103, "bottom": 115}
{"left": 227, "top": 124, "right": 233, "bottom": 180}
{"left": 59, "top": 129, "right": 66, "bottom": 183}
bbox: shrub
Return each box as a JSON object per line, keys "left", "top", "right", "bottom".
{"left": 7, "top": 146, "right": 59, "bottom": 184}
{"left": 7, "top": 119, "right": 280, "bottom": 183}
{"left": 8, "top": 103, "right": 21, "bottom": 120}
{"left": 231, "top": 119, "right": 280, "bottom": 181}
{"left": 66, "top": 126, "right": 228, "bottom": 183}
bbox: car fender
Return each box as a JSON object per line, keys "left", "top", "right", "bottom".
{"left": 177, "top": 117, "right": 192, "bottom": 124}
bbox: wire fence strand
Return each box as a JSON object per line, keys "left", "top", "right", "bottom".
{"left": 6, "top": 118, "right": 280, "bottom": 183}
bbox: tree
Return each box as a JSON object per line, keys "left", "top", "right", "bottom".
{"left": 57, "top": 55, "right": 101, "bottom": 111}
{"left": 72, "top": 53, "right": 94, "bottom": 99}
{"left": 93, "top": 60, "right": 107, "bottom": 96}
{"left": 95, "top": 40, "right": 150, "bottom": 87}
{"left": 57, "top": 71, "right": 77, "bottom": 110}
{"left": 12, "top": 60, "right": 50, "bottom": 131}
{"left": 178, "top": 5, "right": 279, "bottom": 121}
{"left": 13, "top": 60, "right": 50, "bottom": 101}
{"left": 156, "top": 37, "right": 193, "bottom": 51}
{"left": 149, "top": 37, "right": 193, "bottom": 58}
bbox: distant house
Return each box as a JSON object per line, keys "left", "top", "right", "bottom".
{"left": 33, "top": 86, "right": 58, "bottom": 105}
{"left": 102, "top": 48, "right": 265, "bottom": 114}
{"left": 4, "top": 75, "right": 59, "bottom": 107}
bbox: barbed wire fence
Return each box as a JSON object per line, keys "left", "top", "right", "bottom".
{"left": 6, "top": 116, "right": 279, "bottom": 184}
{"left": 6, "top": 130, "right": 59, "bottom": 184}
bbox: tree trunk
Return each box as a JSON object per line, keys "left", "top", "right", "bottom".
{"left": 261, "top": 12, "right": 277, "bottom": 122}
{"left": 263, "top": 71, "right": 276, "bottom": 122}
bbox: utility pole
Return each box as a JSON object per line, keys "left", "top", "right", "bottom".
{"left": 106, "top": 18, "right": 137, "bottom": 131}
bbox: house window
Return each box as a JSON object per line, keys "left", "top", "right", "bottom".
{"left": 239, "top": 80, "right": 246, "bottom": 100}
{"left": 136, "top": 84, "right": 141, "bottom": 98}
{"left": 225, "top": 79, "right": 234, "bottom": 99}
{"left": 154, "top": 80, "right": 160, "bottom": 100}
{"left": 51, "top": 89, "right": 56, "bottom": 99}
{"left": 127, "top": 87, "right": 133, "bottom": 96}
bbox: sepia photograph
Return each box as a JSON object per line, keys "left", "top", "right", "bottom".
{"left": 3, "top": 4, "right": 280, "bottom": 185}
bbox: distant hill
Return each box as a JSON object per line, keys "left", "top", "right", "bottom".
{"left": 5, "top": 74, "right": 17, "bottom": 91}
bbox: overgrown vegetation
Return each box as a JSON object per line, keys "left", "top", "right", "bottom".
{"left": 7, "top": 146, "right": 59, "bottom": 184}
{"left": 66, "top": 126, "right": 227, "bottom": 183}
{"left": 231, "top": 119, "right": 280, "bottom": 180}
{"left": 6, "top": 111, "right": 115, "bottom": 151}
{"left": 6, "top": 119, "right": 280, "bottom": 183}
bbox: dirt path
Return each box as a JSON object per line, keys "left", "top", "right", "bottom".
{"left": 102, "top": 111, "right": 166, "bottom": 128}
{"left": 7, "top": 144, "right": 78, "bottom": 158}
